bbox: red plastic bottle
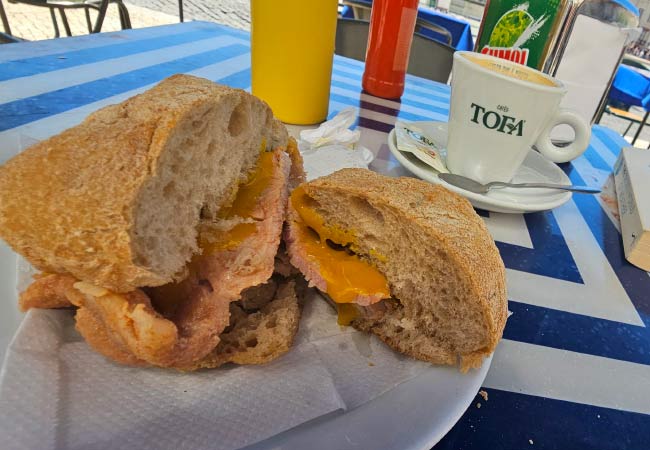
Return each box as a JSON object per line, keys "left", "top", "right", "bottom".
{"left": 362, "top": 0, "right": 419, "bottom": 99}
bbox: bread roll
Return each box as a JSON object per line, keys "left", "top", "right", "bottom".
{"left": 0, "top": 75, "right": 287, "bottom": 292}
{"left": 285, "top": 169, "right": 507, "bottom": 371}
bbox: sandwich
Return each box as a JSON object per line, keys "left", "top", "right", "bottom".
{"left": 285, "top": 169, "right": 508, "bottom": 371}
{"left": 0, "top": 74, "right": 306, "bottom": 370}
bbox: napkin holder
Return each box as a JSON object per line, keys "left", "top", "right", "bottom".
{"left": 547, "top": 1, "right": 640, "bottom": 143}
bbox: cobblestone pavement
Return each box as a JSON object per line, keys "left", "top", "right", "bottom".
{"left": 127, "top": 0, "right": 250, "bottom": 30}
{"left": 2, "top": 0, "right": 248, "bottom": 41}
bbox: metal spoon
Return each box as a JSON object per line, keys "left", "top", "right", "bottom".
{"left": 438, "top": 173, "right": 601, "bottom": 195}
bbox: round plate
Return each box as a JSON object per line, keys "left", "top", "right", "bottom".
{"left": 388, "top": 121, "right": 573, "bottom": 214}
{"left": 248, "top": 356, "right": 491, "bottom": 450}
{"left": 0, "top": 241, "right": 491, "bottom": 450}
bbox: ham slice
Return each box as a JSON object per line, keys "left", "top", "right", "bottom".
{"left": 284, "top": 210, "right": 386, "bottom": 307}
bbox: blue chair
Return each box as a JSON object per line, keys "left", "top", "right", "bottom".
{"left": 608, "top": 64, "right": 650, "bottom": 145}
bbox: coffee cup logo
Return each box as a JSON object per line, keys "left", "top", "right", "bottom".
{"left": 469, "top": 103, "right": 525, "bottom": 137}
{"left": 447, "top": 51, "right": 591, "bottom": 183}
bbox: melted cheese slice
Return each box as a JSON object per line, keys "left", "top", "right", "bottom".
{"left": 290, "top": 187, "right": 391, "bottom": 312}
{"left": 336, "top": 303, "right": 362, "bottom": 326}
{"left": 200, "top": 151, "right": 276, "bottom": 254}
{"left": 199, "top": 222, "right": 257, "bottom": 254}
{"left": 218, "top": 151, "right": 276, "bottom": 220}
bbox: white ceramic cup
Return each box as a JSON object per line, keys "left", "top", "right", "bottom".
{"left": 446, "top": 51, "right": 591, "bottom": 184}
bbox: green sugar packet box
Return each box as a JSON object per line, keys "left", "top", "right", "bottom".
{"left": 476, "top": 0, "right": 569, "bottom": 71}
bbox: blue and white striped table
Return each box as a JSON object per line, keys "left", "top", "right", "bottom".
{"left": 1, "top": 21, "right": 649, "bottom": 450}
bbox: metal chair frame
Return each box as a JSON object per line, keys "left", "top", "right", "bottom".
{"left": 1, "top": 0, "right": 12, "bottom": 35}
{"left": 6, "top": 0, "right": 130, "bottom": 38}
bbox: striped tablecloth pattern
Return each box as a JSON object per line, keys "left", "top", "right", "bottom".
{"left": 1, "top": 21, "right": 649, "bottom": 450}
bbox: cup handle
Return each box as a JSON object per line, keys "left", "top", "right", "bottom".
{"left": 534, "top": 109, "right": 592, "bottom": 164}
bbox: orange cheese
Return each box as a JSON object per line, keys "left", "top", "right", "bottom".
{"left": 199, "top": 151, "right": 276, "bottom": 254}
{"left": 290, "top": 187, "right": 391, "bottom": 306}
{"left": 199, "top": 222, "right": 257, "bottom": 254}
{"left": 336, "top": 303, "right": 361, "bottom": 326}
{"left": 218, "top": 151, "right": 276, "bottom": 220}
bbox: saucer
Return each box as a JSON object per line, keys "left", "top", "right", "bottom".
{"left": 387, "top": 121, "right": 573, "bottom": 214}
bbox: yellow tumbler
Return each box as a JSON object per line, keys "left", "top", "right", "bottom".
{"left": 251, "top": 0, "right": 338, "bottom": 125}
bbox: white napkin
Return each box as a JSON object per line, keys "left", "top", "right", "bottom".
{"left": 298, "top": 107, "right": 375, "bottom": 181}
{"left": 0, "top": 309, "right": 344, "bottom": 450}
{"left": 0, "top": 127, "right": 430, "bottom": 450}
{"left": 299, "top": 107, "right": 360, "bottom": 149}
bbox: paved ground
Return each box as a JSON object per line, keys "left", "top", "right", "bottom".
{"left": 2, "top": 0, "right": 249, "bottom": 41}
{"left": 2, "top": 1, "right": 178, "bottom": 41}
{"left": 2, "top": 0, "right": 649, "bottom": 148}
{"left": 127, "top": 0, "right": 250, "bottom": 30}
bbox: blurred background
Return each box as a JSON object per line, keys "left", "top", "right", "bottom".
{"left": 2, "top": 0, "right": 650, "bottom": 147}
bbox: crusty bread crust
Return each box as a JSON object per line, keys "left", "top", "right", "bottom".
{"left": 0, "top": 75, "right": 284, "bottom": 292}
{"left": 290, "top": 169, "right": 508, "bottom": 371}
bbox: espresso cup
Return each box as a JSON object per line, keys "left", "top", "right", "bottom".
{"left": 446, "top": 51, "right": 591, "bottom": 184}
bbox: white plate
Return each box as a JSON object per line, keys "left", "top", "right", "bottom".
{"left": 247, "top": 356, "right": 491, "bottom": 450}
{"left": 0, "top": 241, "right": 491, "bottom": 450}
{"left": 388, "top": 121, "right": 573, "bottom": 214}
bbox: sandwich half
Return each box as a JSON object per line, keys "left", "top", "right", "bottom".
{"left": 285, "top": 169, "right": 508, "bottom": 371}
{"left": 0, "top": 75, "right": 306, "bottom": 369}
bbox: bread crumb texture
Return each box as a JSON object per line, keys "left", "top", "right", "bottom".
{"left": 295, "top": 169, "right": 508, "bottom": 371}
{"left": 0, "top": 75, "right": 285, "bottom": 293}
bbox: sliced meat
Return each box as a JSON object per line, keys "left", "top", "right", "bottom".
{"left": 187, "top": 149, "right": 291, "bottom": 299}
{"left": 284, "top": 137, "right": 306, "bottom": 190}
{"left": 74, "top": 307, "right": 148, "bottom": 367}
{"left": 68, "top": 282, "right": 182, "bottom": 366}
{"left": 147, "top": 149, "right": 291, "bottom": 367}
{"left": 274, "top": 241, "right": 299, "bottom": 277}
{"left": 284, "top": 210, "right": 386, "bottom": 307}
{"left": 149, "top": 149, "right": 292, "bottom": 366}
{"left": 19, "top": 273, "right": 77, "bottom": 311}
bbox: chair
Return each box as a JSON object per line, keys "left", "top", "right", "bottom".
{"left": 606, "top": 64, "right": 650, "bottom": 145}
{"left": 7, "top": 0, "right": 131, "bottom": 38}
{"left": 335, "top": 18, "right": 455, "bottom": 84}
{"left": 604, "top": 106, "right": 646, "bottom": 137}
{"left": 1, "top": 0, "right": 11, "bottom": 35}
{"left": 335, "top": 18, "right": 368, "bottom": 62}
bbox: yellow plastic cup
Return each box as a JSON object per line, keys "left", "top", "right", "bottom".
{"left": 251, "top": 0, "right": 338, "bottom": 125}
